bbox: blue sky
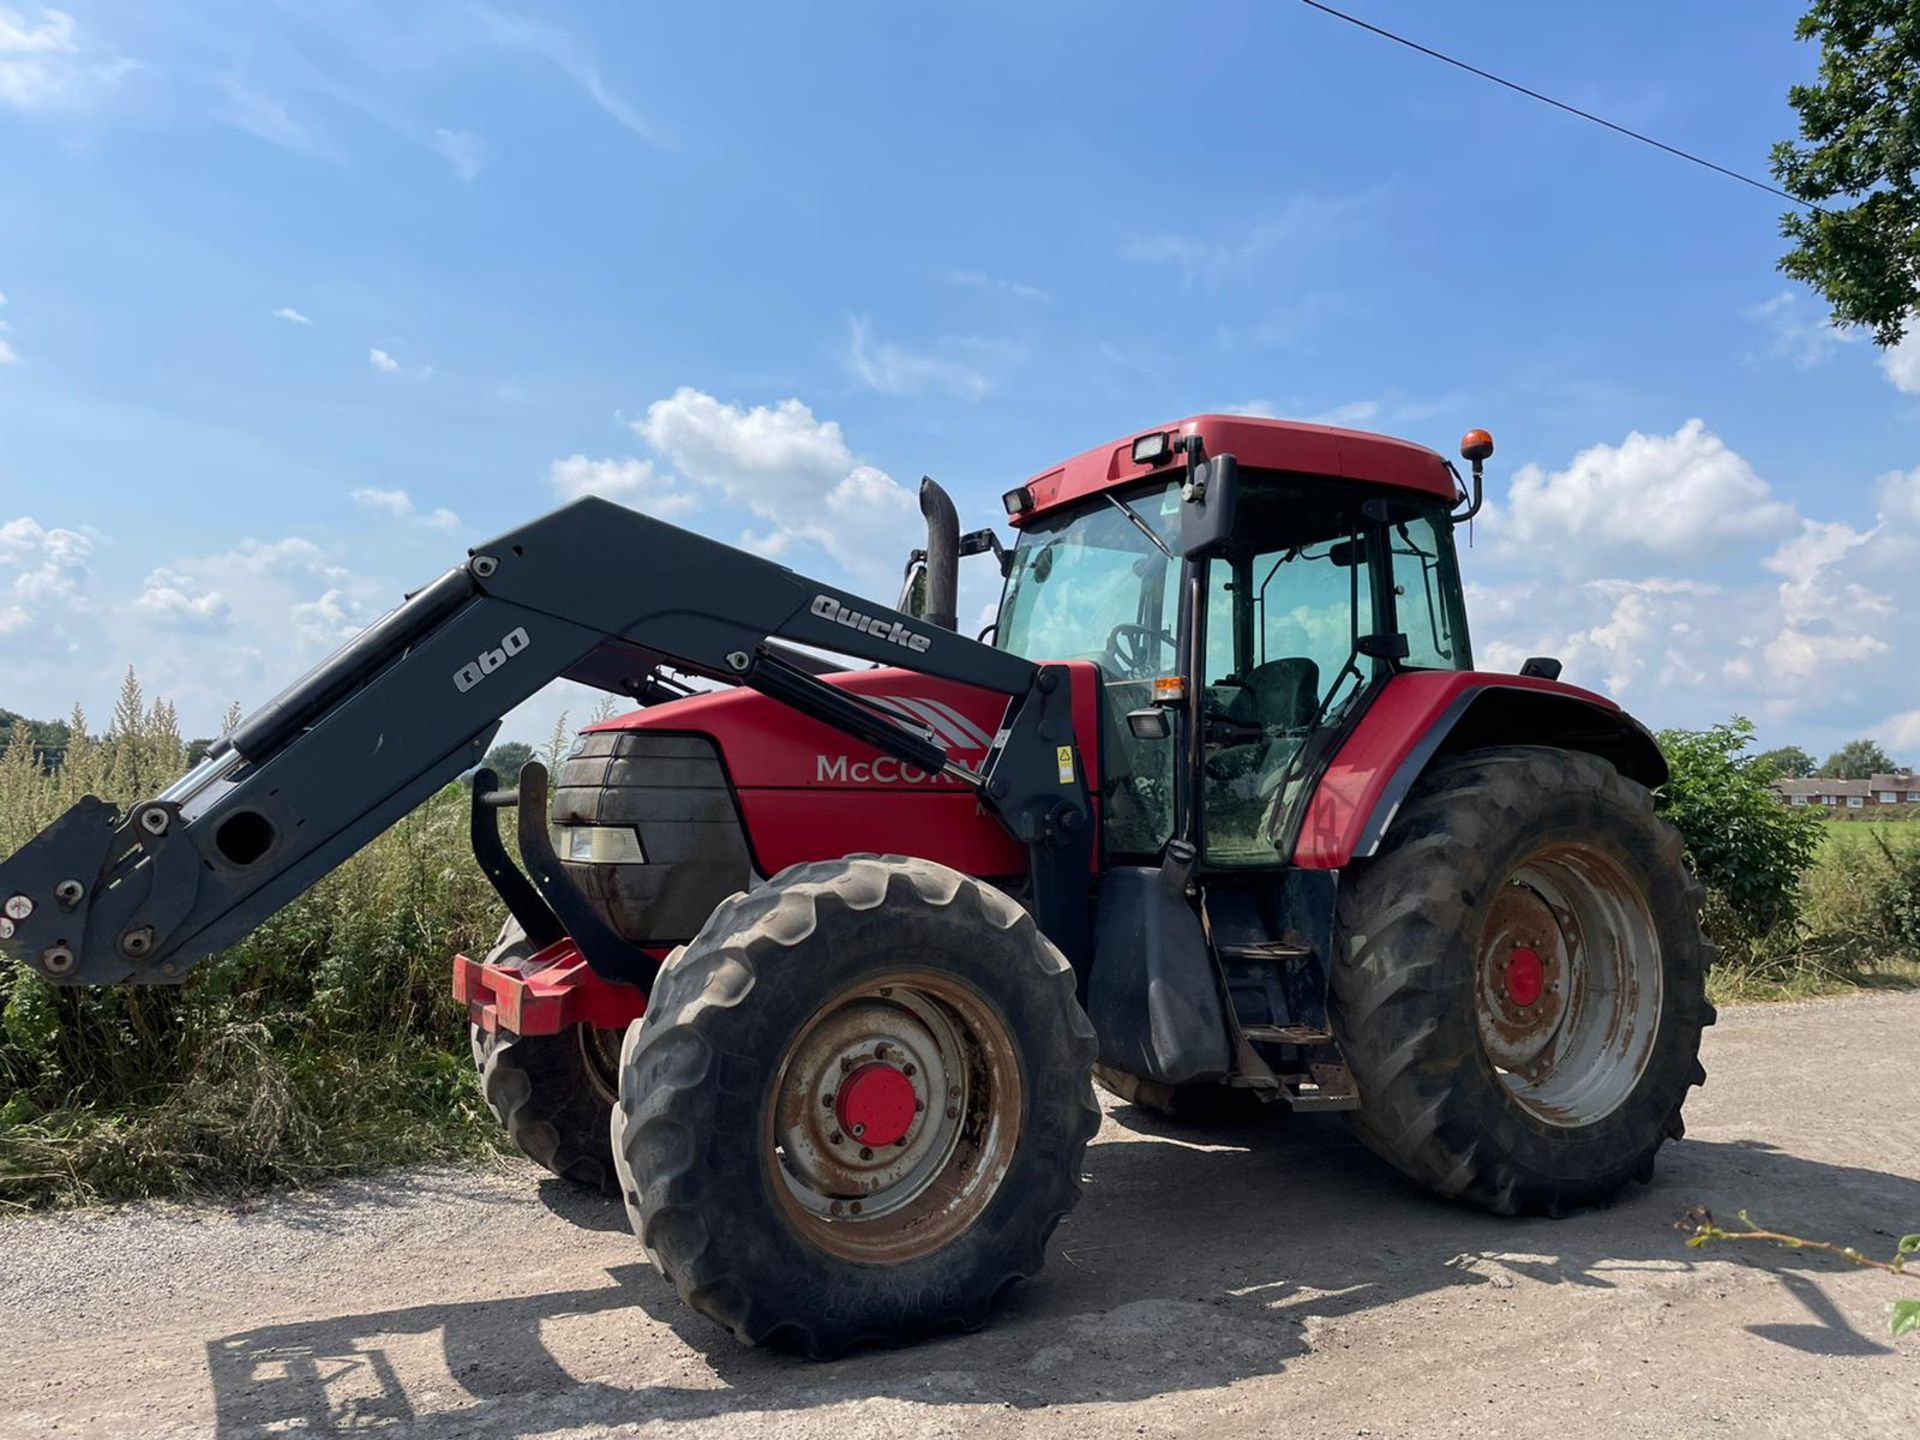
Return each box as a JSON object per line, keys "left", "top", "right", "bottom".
{"left": 2, "top": 0, "right": 1917, "bottom": 763}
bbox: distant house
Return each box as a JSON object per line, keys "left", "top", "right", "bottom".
{"left": 1773, "top": 772, "right": 1920, "bottom": 811}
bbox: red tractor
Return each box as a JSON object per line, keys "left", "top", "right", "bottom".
{"left": 0, "top": 414, "right": 1711, "bottom": 1358}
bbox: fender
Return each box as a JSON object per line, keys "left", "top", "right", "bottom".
{"left": 1291, "top": 671, "right": 1666, "bottom": 870}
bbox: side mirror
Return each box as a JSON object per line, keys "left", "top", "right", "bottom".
{"left": 1179, "top": 454, "right": 1240, "bottom": 559}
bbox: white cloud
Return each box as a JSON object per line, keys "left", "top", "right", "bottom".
{"left": 638, "top": 387, "right": 853, "bottom": 497}
{"left": 0, "top": 515, "right": 94, "bottom": 661}
{"left": 1494, "top": 419, "right": 1795, "bottom": 569}
{"left": 475, "top": 6, "right": 656, "bottom": 142}
{"left": 846, "top": 317, "right": 993, "bottom": 400}
{"left": 548, "top": 454, "right": 695, "bottom": 515}
{"left": 1881, "top": 327, "right": 1920, "bottom": 395}
{"left": 0, "top": 6, "right": 132, "bottom": 111}
{"left": 948, "top": 270, "right": 1050, "bottom": 303}
{"left": 1120, "top": 195, "right": 1359, "bottom": 287}
{"left": 219, "top": 77, "right": 342, "bottom": 161}
{"left": 1307, "top": 400, "right": 1382, "bottom": 427}
{"left": 0, "top": 337, "right": 15, "bottom": 365}
{"left": 432, "top": 126, "right": 485, "bottom": 182}
{"left": 272, "top": 306, "right": 313, "bottom": 326}
{"left": 133, "top": 569, "right": 231, "bottom": 629}
{"left": 1880, "top": 708, "right": 1920, "bottom": 753}
{"left": 634, "top": 387, "right": 916, "bottom": 581}
{"left": 368, "top": 347, "right": 401, "bottom": 372}
{"left": 349, "top": 487, "right": 460, "bottom": 531}
{"left": 1468, "top": 429, "right": 1920, "bottom": 749}
{"left": 1750, "top": 291, "right": 1856, "bottom": 371}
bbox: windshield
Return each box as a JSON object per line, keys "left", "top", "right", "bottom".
{"left": 998, "top": 480, "right": 1182, "bottom": 856}
{"left": 997, "top": 481, "right": 1182, "bottom": 671}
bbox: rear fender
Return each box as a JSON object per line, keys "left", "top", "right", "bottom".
{"left": 1291, "top": 672, "right": 1665, "bottom": 869}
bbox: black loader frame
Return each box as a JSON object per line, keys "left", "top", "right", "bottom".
{"left": 0, "top": 496, "right": 1101, "bottom": 991}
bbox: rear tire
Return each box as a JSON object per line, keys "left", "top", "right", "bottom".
{"left": 612, "top": 855, "right": 1099, "bottom": 1358}
{"left": 1330, "top": 746, "right": 1714, "bottom": 1216}
{"left": 470, "top": 919, "right": 623, "bottom": 1195}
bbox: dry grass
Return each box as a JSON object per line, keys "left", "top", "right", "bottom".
{"left": 0, "top": 677, "right": 508, "bottom": 1209}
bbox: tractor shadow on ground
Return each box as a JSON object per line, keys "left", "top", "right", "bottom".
{"left": 202, "top": 1114, "right": 1919, "bottom": 1438}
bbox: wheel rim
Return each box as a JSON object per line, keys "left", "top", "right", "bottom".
{"left": 768, "top": 970, "right": 1024, "bottom": 1263}
{"left": 1474, "top": 842, "right": 1663, "bottom": 1128}
{"left": 577, "top": 1025, "right": 624, "bottom": 1105}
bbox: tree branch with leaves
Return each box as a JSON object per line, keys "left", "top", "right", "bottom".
{"left": 1773, "top": 1, "right": 1920, "bottom": 345}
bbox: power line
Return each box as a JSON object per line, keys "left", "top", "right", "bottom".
{"left": 1299, "top": 1, "right": 1817, "bottom": 212}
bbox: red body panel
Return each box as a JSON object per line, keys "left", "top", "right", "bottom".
{"left": 454, "top": 938, "right": 650, "bottom": 1034}
{"left": 588, "top": 661, "right": 1103, "bottom": 880}
{"left": 1014, "top": 413, "right": 1456, "bottom": 525}
{"left": 1290, "top": 671, "right": 1622, "bottom": 870}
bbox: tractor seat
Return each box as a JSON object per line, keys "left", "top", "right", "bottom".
{"left": 1219, "top": 657, "right": 1319, "bottom": 732}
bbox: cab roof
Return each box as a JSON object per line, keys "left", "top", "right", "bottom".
{"left": 1012, "top": 413, "right": 1459, "bottom": 525}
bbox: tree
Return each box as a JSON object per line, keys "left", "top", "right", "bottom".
{"left": 483, "top": 740, "right": 535, "bottom": 779}
{"left": 1771, "top": 2, "right": 1920, "bottom": 345}
{"left": 1754, "top": 744, "right": 1817, "bottom": 779}
{"left": 1820, "top": 737, "right": 1899, "bottom": 779}
{"left": 1657, "top": 718, "right": 1825, "bottom": 939}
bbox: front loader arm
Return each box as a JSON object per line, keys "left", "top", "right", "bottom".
{"left": 0, "top": 498, "right": 1092, "bottom": 989}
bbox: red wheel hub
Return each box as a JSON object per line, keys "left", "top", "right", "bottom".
{"left": 836, "top": 1063, "right": 917, "bottom": 1147}
{"left": 1505, "top": 946, "right": 1545, "bottom": 1008}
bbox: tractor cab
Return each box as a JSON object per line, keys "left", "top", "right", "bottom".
{"left": 994, "top": 416, "right": 1476, "bottom": 871}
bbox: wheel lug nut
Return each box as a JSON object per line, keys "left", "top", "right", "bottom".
{"left": 860, "top": 1146, "right": 873, "bottom": 1160}
{"left": 830, "top": 1201, "right": 843, "bottom": 1216}
{"left": 902, "top": 1063, "right": 916, "bottom": 1077}
{"left": 946, "top": 1105, "right": 959, "bottom": 1119}
{"left": 894, "top": 1137, "right": 908, "bottom": 1148}
{"left": 849, "top": 1201, "right": 862, "bottom": 1215}
{"left": 915, "top": 1100, "right": 924, "bottom": 1112}
{"left": 874, "top": 1042, "right": 889, "bottom": 1059}
{"left": 840, "top": 1057, "right": 853, "bottom": 1072}
{"left": 829, "top": 1131, "right": 843, "bottom": 1145}
{"left": 822, "top": 1093, "right": 835, "bottom": 1108}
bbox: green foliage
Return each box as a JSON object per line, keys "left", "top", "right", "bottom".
{"left": 1772, "top": 1, "right": 1920, "bottom": 345}
{"left": 1820, "top": 736, "right": 1900, "bottom": 779}
{"left": 0, "top": 676, "right": 509, "bottom": 1207}
{"left": 1894, "top": 1298, "right": 1920, "bottom": 1338}
{"left": 1754, "top": 744, "right": 1816, "bottom": 780}
{"left": 1656, "top": 719, "right": 1826, "bottom": 941}
{"left": 483, "top": 740, "right": 535, "bottom": 779}
{"left": 1684, "top": 1208, "right": 1919, "bottom": 1338}
{"left": 0, "top": 708, "right": 69, "bottom": 769}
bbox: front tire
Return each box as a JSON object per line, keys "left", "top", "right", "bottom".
{"left": 1330, "top": 746, "right": 1714, "bottom": 1216}
{"left": 612, "top": 856, "right": 1099, "bottom": 1358}
{"left": 470, "top": 919, "right": 624, "bottom": 1195}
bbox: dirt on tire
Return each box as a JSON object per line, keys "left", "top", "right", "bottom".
{"left": 1332, "top": 745, "right": 1714, "bottom": 1216}
{"left": 612, "top": 855, "right": 1101, "bottom": 1357}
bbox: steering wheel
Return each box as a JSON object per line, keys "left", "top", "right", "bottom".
{"left": 1104, "top": 622, "right": 1177, "bottom": 678}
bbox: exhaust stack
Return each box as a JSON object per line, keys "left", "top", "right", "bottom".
{"left": 917, "top": 476, "right": 960, "bottom": 632}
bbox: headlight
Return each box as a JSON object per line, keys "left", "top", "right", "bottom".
{"left": 553, "top": 824, "right": 647, "bottom": 864}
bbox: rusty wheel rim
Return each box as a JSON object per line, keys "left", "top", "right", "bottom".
{"left": 578, "top": 1025, "right": 624, "bottom": 1106}
{"left": 768, "top": 970, "right": 1024, "bottom": 1263}
{"left": 1474, "top": 842, "right": 1663, "bottom": 1128}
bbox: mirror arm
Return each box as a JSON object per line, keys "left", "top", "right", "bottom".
{"left": 1449, "top": 458, "right": 1485, "bottom": 525}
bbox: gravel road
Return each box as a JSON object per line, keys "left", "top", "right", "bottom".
{"left": 2, "top": 990, "right": 1916, "bottom": 1439}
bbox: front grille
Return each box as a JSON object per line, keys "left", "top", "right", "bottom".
{"left": 551, "top": 731, "right": 753, "bottom": 945}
